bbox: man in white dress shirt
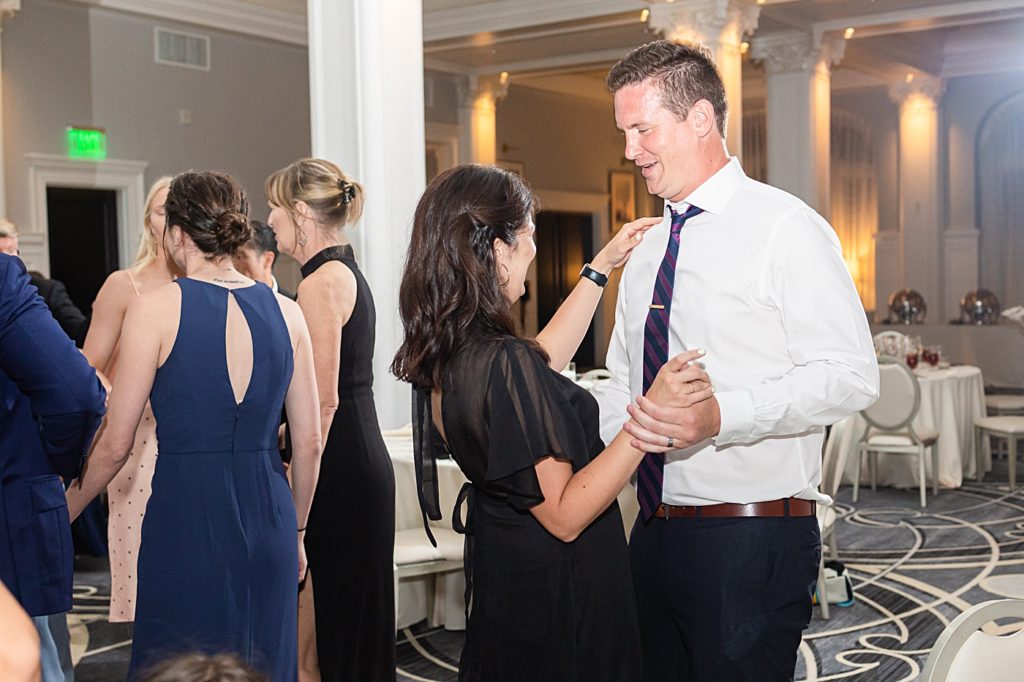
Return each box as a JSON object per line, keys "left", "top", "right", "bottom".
{"left": 594, "top": 40, "right": 879, "bottom": 681}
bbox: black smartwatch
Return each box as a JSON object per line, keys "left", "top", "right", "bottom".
{"left": 579, "top": 263, "right": 609, "bottom": 287}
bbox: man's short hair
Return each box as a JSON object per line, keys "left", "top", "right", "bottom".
{"left": 249, "top": 220, "right": 279, "bottom": 260}
{"left": 606, "top": 40, "right": 728, "bottom": 138}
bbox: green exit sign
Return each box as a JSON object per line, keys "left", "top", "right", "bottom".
{"left": 66, "top": 126, "right": 107, "bottom": 160}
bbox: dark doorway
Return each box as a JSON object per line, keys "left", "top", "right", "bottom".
{"left": 535, "top": 210, "right": 595, "bottom": 369}
{"left": 47, "top": 187, "right": 119, "bottom": 315}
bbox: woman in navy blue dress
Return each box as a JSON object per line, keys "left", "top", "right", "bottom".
{"left": 68, "top": 171, "right": 322, "bottom": 680}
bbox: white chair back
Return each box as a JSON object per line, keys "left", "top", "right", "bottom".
{"left": 920, "top": 599, "right": 1024, "bottom": 681}
{"left": 861, "top": 357, "right": 920, "bottom": 431}
{"left": 820, "top": 424, "right": 848, "bottom": 500}
{"left": 873, "top": 330, "right": 907, "bottom": 357}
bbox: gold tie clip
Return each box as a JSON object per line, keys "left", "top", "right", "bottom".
{"left": 649, "top": 304, "right": 665, "bottom": 310}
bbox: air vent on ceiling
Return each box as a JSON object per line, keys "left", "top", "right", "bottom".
{"left": 154, "top": 27, "right": 210, "bottom": 71}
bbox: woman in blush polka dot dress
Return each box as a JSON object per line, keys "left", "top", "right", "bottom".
{"left": 83, "top": 177, "right": 174, "bottom": 622}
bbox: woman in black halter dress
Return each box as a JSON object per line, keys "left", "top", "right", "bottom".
{"left": 267, "top": 159, "right": 396, "bottom": 681}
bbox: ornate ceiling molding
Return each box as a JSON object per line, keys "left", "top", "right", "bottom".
{"left": 888, "top": 73, "right": 943, "bottom": 105}
{"left": 648, "top": 0, "right": 759, "bottom": 47}
{"left": 751, "top": 30, "right": 845, "bottom": 75}
{"left": 66, "top": 0, "right": 305, "bottom": 45}
{"left": 456, "top": 74, "right": 509, "bottom": 107}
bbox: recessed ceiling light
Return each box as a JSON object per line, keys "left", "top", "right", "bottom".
{"left": 844, "top": 27, "right": 855, "bottom": 39}
{"left": 500, "top": 71, "right": 509, "bottom": 85}
{"left": 740, "top": 41, "right": 750, "bottom": 54}
{"left": 640, "top": 8, "right": 649, "bottom": 22}
{"left": 906, "top": 73, "right": 915, "bottom": 84}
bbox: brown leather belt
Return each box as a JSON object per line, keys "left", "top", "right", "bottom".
{"left": 654, "top": 497, "right": 816, "bottom": 519}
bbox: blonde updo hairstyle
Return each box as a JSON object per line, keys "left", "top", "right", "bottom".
{"left": 134, "top": 176, "right": 174, "bottom": 267}
{"left": 265, "top": 158, "right": 364, "bottom": 237}
{"left": 164, "top": 170, "right": 253, "bottom": 259}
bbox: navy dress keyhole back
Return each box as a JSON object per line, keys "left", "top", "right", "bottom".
{"left": 128, "top": 278, "right": 298, "bottom": 681}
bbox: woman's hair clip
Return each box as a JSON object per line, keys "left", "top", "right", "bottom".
{"left": 339, "top": 181, "right": 356, "bottom": 204}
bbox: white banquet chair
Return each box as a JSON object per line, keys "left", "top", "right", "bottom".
{"left": 853, "top": 357, "right": 940, "bottom": 507}
{"left": 393, "top": 527, "right": 464, "bottom": 626}
{"left": 974, "top": 416, "right": 1024, "bottom": 490}
{"left": 986, "top": 394, "right": 1024, "bottom": 416}
{"left": 816, "top": 425, "right": 848, "bottom": 619}
{"left": 920, "top": 599, "right": 1024, "bottom": 681}
{"left": 872, "top": 330, "right": 907, "bottom": 358}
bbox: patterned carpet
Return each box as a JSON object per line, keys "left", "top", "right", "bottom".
{"left": 71, "top": 472, "right": 1024, "bottom": 681}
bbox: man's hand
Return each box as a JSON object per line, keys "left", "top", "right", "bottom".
{"left": 623, "top": 350, "right": 720, "bottom": 452}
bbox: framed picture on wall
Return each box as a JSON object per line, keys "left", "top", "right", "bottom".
{"left": 609, "top": 170, "right": 636, "bottom": 227}
{"left": 497, "top": 159, "right": 525, "bottom": 176}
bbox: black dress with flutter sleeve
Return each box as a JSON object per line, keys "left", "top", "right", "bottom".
{"left": 425, "top": 337, "right": 642, "bottom": 681}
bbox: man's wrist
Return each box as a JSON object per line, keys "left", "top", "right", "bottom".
{"left": 712, "top": 389, "right": 753, "bottom": 445}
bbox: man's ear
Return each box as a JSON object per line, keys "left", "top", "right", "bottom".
{"left": 262, "top": 250, "right": 276, "bottom": 274}
{"left": 690, "top": 99, "right": 716, "bottom": 138}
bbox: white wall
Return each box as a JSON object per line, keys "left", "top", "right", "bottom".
{"left": 3, "top": 0, "right": 311, "bottom": 250}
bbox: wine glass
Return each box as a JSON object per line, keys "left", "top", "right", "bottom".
{"left": 906, "top": 350, "right": 919, "bottom": 369}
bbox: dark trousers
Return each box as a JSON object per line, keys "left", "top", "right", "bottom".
{"left": 629, "top": 513, "right": 820, "bottom": 682}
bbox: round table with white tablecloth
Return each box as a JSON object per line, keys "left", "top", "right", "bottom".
{"left": 839, "top": 365, "right": 988, "bottom": 490}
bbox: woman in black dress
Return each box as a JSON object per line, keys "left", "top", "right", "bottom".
{"left": 266, "top": 159, "right": 396, "bottom": 681}
{"left": 392, "top": 165, "right": 712, "bottom": 681}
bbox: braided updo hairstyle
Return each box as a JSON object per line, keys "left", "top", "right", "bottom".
{"left": 265, "top": 158, "right": 364, "bottom": 233}
{"left": 164, "top": 170, "right": 253, "bottom": 258}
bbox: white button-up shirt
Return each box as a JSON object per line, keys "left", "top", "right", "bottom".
{"left": 594, "top": 158, "right": 879, "bottom": 506}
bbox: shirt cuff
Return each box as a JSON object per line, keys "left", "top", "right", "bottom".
{"left": 713, "top": 389, "right": 754, "bottom": 445}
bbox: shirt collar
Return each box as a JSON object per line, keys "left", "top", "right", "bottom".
{"left": 666, "top": 156, "right": 745, "bottom": 216}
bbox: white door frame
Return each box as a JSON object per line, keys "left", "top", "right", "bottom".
{"left": 25, "top": 153, "right": 148, "bottom": 276}
{"left": 425, "top": 122, "right": 460, "bottom": 178}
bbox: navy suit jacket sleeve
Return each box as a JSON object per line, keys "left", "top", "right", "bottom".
{"left": 0, "top": 255, "right": 106, "bottom": 478}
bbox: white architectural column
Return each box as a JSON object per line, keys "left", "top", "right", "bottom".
{"left": 648, "top": 0, "right": 759, "bottom": 159}
{"left": 456, "top": 75, "right": 507, "bottom": 165}
{"left": 874, "top": 231, "right": 902, "bottom": 320}
{"left": 0, "top": 1, "right": 22, "bottom": 218}
{"left": 944, "top": 230, "right": 979, "bottom": 320}
{"left": 890, "top": 75, "right": 943, "bottom": 322}
{"left": 751, "top": 31, "right": 844, "bottom": 216}
{"left": 307, "top": 0, "right": 425, "bottom": 428}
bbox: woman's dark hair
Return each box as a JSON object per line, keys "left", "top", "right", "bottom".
{"left": 391, "top": 164, "right": 546, "bottom": 390}
{"left": 164, "top": 170, "right": 253, "bottom": 258}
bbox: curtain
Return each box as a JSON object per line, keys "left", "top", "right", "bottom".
{"left": 978, "top": 90, "right": 1024, "bottom": 308}
{"left": 831, "top": 109, "right": 877, "bottom": 313}
{"left": 742, "top": 105, "right": 877, "bottom": 311}
{"left": 742, "top": 104, "right": 767, "bottom": 183}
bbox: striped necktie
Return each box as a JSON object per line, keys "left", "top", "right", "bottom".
{"left": 637, "top": 203, "right": 704, "bottom": 520}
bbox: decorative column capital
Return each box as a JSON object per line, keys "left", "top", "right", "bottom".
{"left": 0, "top": 0, "right": 19, "bottom": 27}
{"left": 648, "top": 0, "right": 760, "bottom": 49}
{"left": 751, "top": 31, "right": 845, "bottom": 75}
{"left": 457, "top": 74, "right": 508, "bottom": 109}
{"left": 888, "top": 73, "right": 943, "bottom": 106}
